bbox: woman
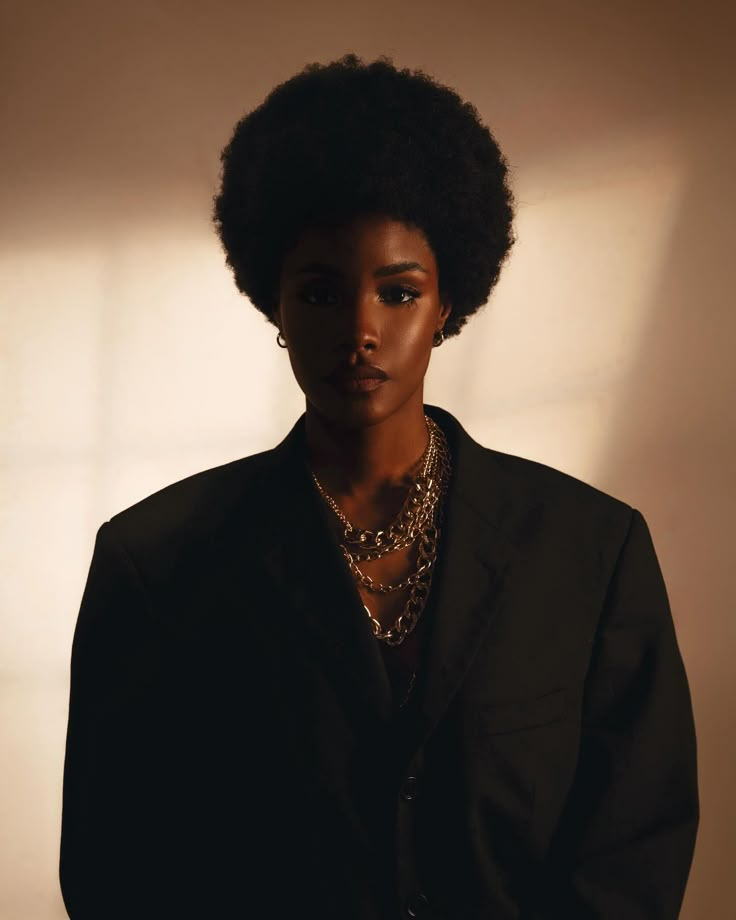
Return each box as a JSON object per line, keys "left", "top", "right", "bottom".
{"left": 59, "top": 54, "right": 698, "bottom": 919}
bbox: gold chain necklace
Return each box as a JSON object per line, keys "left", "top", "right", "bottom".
{"left": 311, "top": 416, "right": 451, "bottom": 647}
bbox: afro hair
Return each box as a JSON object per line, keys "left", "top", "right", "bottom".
{"left": 213, "top": 53, "right": 516, "bottom": 339}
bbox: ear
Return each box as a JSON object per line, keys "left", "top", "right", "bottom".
{"left": 438, "top": 298, "right": 452, "bottom": 331}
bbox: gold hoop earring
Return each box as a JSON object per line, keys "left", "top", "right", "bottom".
{"left": 276, "top": 331, "right": 287, "bottom": 348}
{"left": 433, "top": 330, "right": 445, "bottom": 347}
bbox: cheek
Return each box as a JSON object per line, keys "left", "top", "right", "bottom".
{"left": 280, "top": 311, "right": 317, "bottom": 359}
{"left": 393, "top": 315, "right": 435, "bottom": 359}
{"left": 287, "top": 347, "right": 312, "bottom": 383}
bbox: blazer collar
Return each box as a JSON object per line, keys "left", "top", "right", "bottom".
{"left": 249, "top": 404, "right": 518, "bottom": 742}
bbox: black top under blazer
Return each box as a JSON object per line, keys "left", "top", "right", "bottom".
{"left": 59, "top": 404, "right": 699, "bottom": 919}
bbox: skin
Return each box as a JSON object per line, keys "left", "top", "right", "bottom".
{"left": 274, "top": 212, "right": 452, "bottom": 527}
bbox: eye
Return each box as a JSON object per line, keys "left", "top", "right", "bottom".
{"left": 297, "top": 282, "right": 421, "bottom": 307}
{"left": 299, "top": 284, "right": 338, "bottom": 306}
{"left": 380, "top": 285, "right": 421, "bottom": 306}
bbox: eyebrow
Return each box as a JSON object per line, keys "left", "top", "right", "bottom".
{"left": 296, "top": 260, "right": 428, "bottom": 278}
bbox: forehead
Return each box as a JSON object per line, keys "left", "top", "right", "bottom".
{"left": 281, "top": 213, "right": 437, "bottom": 273}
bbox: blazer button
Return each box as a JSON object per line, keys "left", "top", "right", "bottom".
{"left": 404, "top": 892, "right": 430, "bottom": 917}
{"left": 400, "top": 775, "right": 418, "bottom": 801}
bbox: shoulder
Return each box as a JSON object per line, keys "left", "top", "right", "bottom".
{"left": 455, "top": 446, "right": 649, "bottom": 623}
{"left": 488, "top": 446, "right": 631, "bottom": 515}
{"left": 103, "top": 448, "right": 276, "bottom": 559}
{"left": 431, "top": 404, "right": 633, "bottom": 535}
{"left": 429, "top": 405, "right": 637, "bottom": 566}
{"left": 463, "top": 442, "right": 636, "bottom": 566}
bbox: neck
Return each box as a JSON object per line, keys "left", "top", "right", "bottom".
{"left": 304, "top": 398, "right": 431, "bottom": 503}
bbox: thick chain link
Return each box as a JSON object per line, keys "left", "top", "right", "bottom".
{"left": 311, "top": 416, "right": 452, "bottom": 647}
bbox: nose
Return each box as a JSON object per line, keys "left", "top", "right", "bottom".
{"left": 336, "top": 291, "right": 381, "bottom": 353}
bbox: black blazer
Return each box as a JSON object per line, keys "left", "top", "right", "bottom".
{"left": 59, "top": 404, "right": 698, "bottom": 919}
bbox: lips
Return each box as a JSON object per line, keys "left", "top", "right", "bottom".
{"left": 324, "top": 364, "right": 388, "bottom": 382}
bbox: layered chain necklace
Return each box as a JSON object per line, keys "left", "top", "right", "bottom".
{"left": 311, "top": 415, "right": 452, "bottom": 651}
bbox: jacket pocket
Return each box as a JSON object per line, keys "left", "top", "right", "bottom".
{"left": 477, "top": 687, "right": 568, "bottom": 735}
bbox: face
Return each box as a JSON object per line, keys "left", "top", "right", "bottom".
{"left": 275, "top": 213, "right": 451, "bottom": 429}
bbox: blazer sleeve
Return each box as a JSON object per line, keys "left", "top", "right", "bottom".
{"left": 59, "top": 522, "right": 179, "bottom": 919}
{"left": 548, "top": 508, "right": 699, "bottom": 919}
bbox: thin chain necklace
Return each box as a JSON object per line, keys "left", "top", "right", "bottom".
{"left": 311, "top": 415, "right": 451, "bottom": 648}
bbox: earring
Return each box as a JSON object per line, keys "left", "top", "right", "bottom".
{"left": 433, "top": 329, "right": 445, "bottom": 347}
{"left": 276, "top": 331, "right": 287, "bottom": 348}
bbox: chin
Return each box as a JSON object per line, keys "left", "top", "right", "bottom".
{"left": 306, "top": 385, "right": 395, "bottom": 428}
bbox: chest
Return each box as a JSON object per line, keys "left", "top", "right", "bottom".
{"left": 353, "top": 542, "right": 417, "bottom": 617}
{"left": 349, "top": 542, "right": 426, "bottom": 683}
{"left": 320, "top": 497, "right": 437, "bottom": 690}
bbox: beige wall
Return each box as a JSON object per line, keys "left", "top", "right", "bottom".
{"left": 1, "top": 0, "right": 734, "bottom": 916}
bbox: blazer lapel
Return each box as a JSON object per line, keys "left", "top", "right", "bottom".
{"left": 415, "top": 406, "right": 516, "bottom": 749}
{"left": 253, "top": 416, "right": 394, "bottom": 727}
